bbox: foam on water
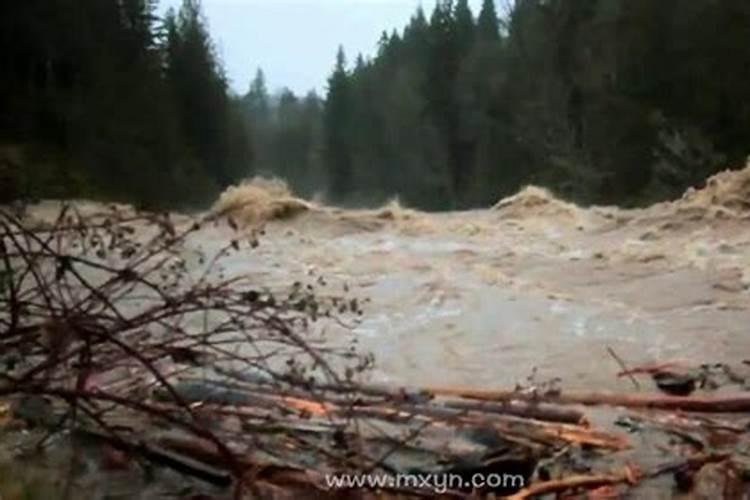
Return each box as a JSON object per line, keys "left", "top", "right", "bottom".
{"left": 21, "top": 162, "right": 750, "bottom": 390}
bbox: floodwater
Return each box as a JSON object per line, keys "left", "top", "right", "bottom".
{"left": 204, "top": 167, "right": 750, "bottom": 392}
{"left": 7, "top": 166, "right": 750, "bottom": 498}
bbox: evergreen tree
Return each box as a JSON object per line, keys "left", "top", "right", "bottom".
{"left": 4, "top": 0, "right": 750, "bottom": 210}
{"left": 242, "top": 68, "right": 271, "bottom": 172}
{"left": 165, "top": 0, "right": 251, "bottom": 188}
{"left": 323, "top": 46, "right": 353, "bottom": 200}
{"left": 477, "top": 0, "right": 500, "bottom": 42}
{"left": 245, "top": 68, "right": 270, "bottom": 121}
{"left": 0, "top": 0, "right": 251, "bottom": 207}
{"left": 403, "top": 6, "right": 431, "bottom": 67}
{"left": 454, "top": 0, "right": 476, "bottom": 52}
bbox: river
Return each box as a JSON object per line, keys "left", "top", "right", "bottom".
{"left": 7, "top": 164, "right": 750, "bottom": 498}
{"left": 202, "top": 166, "right": 750, "bottom": 392}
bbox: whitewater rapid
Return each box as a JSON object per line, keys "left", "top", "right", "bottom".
{"left": 188, "top": 166, "right": 750, "bottom": 391}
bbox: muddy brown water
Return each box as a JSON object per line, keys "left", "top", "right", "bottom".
{"left": 190, "top": 201, "right": 750, "bottom": 393}
{"left": 6, "top": 170, "right": 750, "bottom": 498}
{"left": 195, "top": 191, "right": 750, "bottom": 498}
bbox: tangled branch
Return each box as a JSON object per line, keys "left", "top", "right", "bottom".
{"left": 0, "top": 203, "right": 374, "bottom": 495}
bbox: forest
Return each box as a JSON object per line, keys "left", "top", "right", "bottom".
{"left": 0, "top": 0, "right": 250, "bottom": 208}
{"left": 2, "top": 0, "right": 750, "bottom": 210}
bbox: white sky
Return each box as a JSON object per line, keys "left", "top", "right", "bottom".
{"left": 157, "top": 0, "right": 491, "bottom": 96}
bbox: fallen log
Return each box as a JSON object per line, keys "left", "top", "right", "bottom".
{"left": 442, "top": 398, "right": 586, "bottom": 425}
{"left": 424, "top": 387, "right": 750, "bottom": 413}
{"left": 216, "top": 369, "right": 750, "bottom": 413}
{"left": 179, "top": 377, "right": 585, "bottom": 424}
{"left": 178, "top": 377, "right": 390, "bottom": 408}
{"left": 213, "top": 366, "right": 434, "bottom": 403}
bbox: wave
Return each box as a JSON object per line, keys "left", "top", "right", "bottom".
{"left": 211, "top": 177, "right": 313, "bottom": 226}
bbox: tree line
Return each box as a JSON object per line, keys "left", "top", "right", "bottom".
{"left": 0, "top": 0, "right": 250, "bottom": 207}
{"left": 247, "top": 0, "right": 750, "bottom": 209}
{"left": 3, "top": 0, "right": 750, "bottom": 210}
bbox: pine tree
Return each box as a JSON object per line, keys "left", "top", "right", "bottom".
{"left": 478, "top": 0, "right": 500, "bottom": 42}
{"left": 241, "top": 68, "right": 271, "bottom": 173}
{"left": 402, "top": 6, "right": 431, "bottom": 74}
{"left": 0, "top": 0, "right": 248, "bottom": 206}
{"left": 245, "top": 68, "right": 270, "bottom": 120}
{"left": 5, "top": 0, "right": 750, "bottom": 210}
{"left": 324, "top": 46, "right": 353, "bottom": 200}
{"left": 454, "top": 0, "right": 476, "bottom": 53}
{"left": 426, "top": 0, "right": 467, "bottom": 205}
{"left": 165, "top": 0, "right": 250, "bottom": 188}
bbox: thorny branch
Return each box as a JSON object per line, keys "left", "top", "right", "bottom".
{"left": 0, "top": 203, "right": 375, "bottom": 496}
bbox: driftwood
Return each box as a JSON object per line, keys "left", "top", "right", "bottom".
{"left": 607, "top": 345, "right": 641, "bottom": 390}
{"left": 218, "top": 365, "right": 750, "bottom": 414}
{"left": 424, "top": 386, "right": 750, "bottom": 413}
{"left": 337, "top": 402, "right": 627, "bottom": 450}
{"left": 164, "top": 381, "right": 626, "bottom": 451}
{"left": 441, "top": 398, "right": 586, "bottom": 425}
{"left": 617, "top": 362, "right": 686, "bottom": 378}
{"left": 173, "top": 377, "right": 586, "bottom": 424}
{"left": 213, "top": 366, "right": 435, "bottom": 404}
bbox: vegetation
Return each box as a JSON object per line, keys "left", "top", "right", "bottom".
{"left": 3, "top": 0, "right": 750, "bottom": 209}
{"left": 244, "top": 0, "right": 750, "bottom": 209}
{"left": 0, "top": 0, "right": 251, "bottom": 208}
{"left": 240, "top": 69, "right": 324, "bottom": 200}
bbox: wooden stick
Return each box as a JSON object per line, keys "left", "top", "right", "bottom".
{"left": 442, "top": 398, "right": 586, "bottom": 425}
{"left": 424, "top": 386, "right": 750, "bottom": 413}
{"left": 607, "top": 346, "right": 640, "bottom": 390}
{"left": 617, "top": 362, "right": 685, "bottom": 378}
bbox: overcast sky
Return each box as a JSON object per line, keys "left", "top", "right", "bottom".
{"left": 158, "top": 0, "right": 490, "bottom": 96}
